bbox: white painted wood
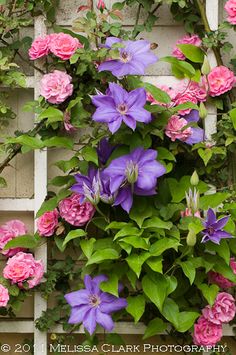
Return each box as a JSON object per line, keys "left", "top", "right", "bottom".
{"left": 205, "top": 0, "right": 218, "bottom": 141}
{"left": 0, "top": 198, "right": 34, "bottom": 211}
{"left": 33, "top": 15, "right": 48, "bottom": 355}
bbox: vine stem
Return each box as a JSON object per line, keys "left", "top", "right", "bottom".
{"left": 0, "top": 121, "right": 45, "bottom": 174}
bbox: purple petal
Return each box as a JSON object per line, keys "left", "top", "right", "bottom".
{"left": 134, "top": 186, "right": 157, "bottom": 196}
{"left": 65, "top": 290, "right": 89, "bottom": 307}
{"left": 92, "top": 95, "right": 115, "bottom": 108}
{"left": 206, "top": 208, "right": 217, "bottom": 225}
{"left": 92, "top": 275, "right": 108, "bottom": 294}
{"left": 185, "top": 128, "right": 204, "bottom": 145}
{"left": 128, "top": 108, "right": 152, "bottom": 123}
{"left": 125, "top": 61, "right": 146, "bottom": 75}
{"left": 212, "top": 216, "right": 229, "bottom": 230}
{"left": 84, "top": 275, "right": 93, "bottom": 293}
{"left": 100, "top": 295, "right": 128, "bottom": 313}
{"left": 92, "top": 107, "right": 119, "bottom": 123}
{"left": 108, "top": 83, "right": 127, "bottom": 106}
{"left": 123, "top": 115, "right": 137, "bottom": 130}
{"left": 125, "top": 40, "right": 152, "bottom": 55}
{"left": 109, "top": 174, "right": 124, "bottom": 193}
{"left": 114, "top": 187, "right": 133, "bottom": 213}
{"left": 126, "top": 88, "right": 147, "bottom": 108}
{"left": 212, "top": 230, "right": 232, "bottom": 239}
{"left": 104, "top": 37, "right": 121, "bottom": 48}
{"left": 108, "top": 116, "right": 123, "bottom": 133}
{"left": 68, "top": 304, "right": 91, "bottom": 324}
{"left": 83, "top": 307, "right": 97, "bottom": 335}
{"left": 98, "top": 60, "right": 122, "bottom": 73}
{"left": 96, "top": 310, "right": 114, "bottom": 331}
{"left": 185, "top": 110, "right": 199, "bottom": 123}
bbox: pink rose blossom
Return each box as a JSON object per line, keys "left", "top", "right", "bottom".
{"left": 37, "top": 209, "right": 59, "bottom": 237}
{"left": 208, "top": 66, "right": 236, "bottom": 97}
{"left": 40, "top": 70, "right": 73, "bottom": 104}
{"left": 0, "top": 220, "right": 27, "bottom": 257}
{"left": 29, "top": 36, "right": 50, "bottom": 60}
{"left": 49, "top": 33, "right": 83, "bottom": 60}
{"left": 208, "top": 258, "right": 236, "bottom": 289}
{"left": 172, "top": 34, "right": 202, "bottom": 60}
{"left": 165, "top": 115, "right": 192, "bottom": 142}
{"left": 0, "top": 284, "right": 9, "bottom": 307}
{"left": 193, "top": 315, "right": 222, "bottom": 346}
{"left": 202, "top": 292, "right": 236, "bottom": 325}
{"left": 225, "top": 0, "right": 236, "bottom": 24}
{"left": 59, "top": 193, "right": 95, "bottom": 226}
{"left": 3, "top": 252, "right": 44, "bottom": 289}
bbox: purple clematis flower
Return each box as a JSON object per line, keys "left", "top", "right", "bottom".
{"left": 97, "top": 138, "right": 116, "bottom": 165}
{"left": 98, "top": 37, "right": 157, "bottom": 77}
{"left": 103, "top": 147, "right": 166, "bottom": 212}
{"left": 71, "top": 167, "right": 113, "bottom": 205}
{"left": 92, "top": 83, "right": 152, "bottom": 134}
{"left": 184, "top": 110, "right": 204, "bottom": 145}
{"left": 65, "top": 274, "right": 127, "bottom": 335}
{"left": 201, "top": 208, "right": 232, "bottom": 244}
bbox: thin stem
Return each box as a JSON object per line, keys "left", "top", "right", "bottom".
{"left": 133, "top": 3, "right": 161, "bottom": 38}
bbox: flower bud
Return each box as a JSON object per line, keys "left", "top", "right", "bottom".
{"left": 190, "top": 171, "right": 199, "bottom": 186}
{"left": 201, "top": 56, "right": 211, "bottom": 76}
{"left": 199, "top": 102, "right": 208, "bottom": 119}
{"left": 97, "top": 0, "right": 105, "bottom": 10}
{"left": 186, "top": 229, "right": 197, "bottom": 247}
{"left": 50, "top": 334, "right": 57, "bottom": 341}
{"left": 126, "top": 162, "right": 138, "bottom": 184}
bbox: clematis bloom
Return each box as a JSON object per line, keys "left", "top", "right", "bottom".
{"left": 98, "top": 37, "right": 157, "bottom": 77}
{"left": 65, "top": 274, "right": 127, "bottom": 335}
{"left": 201, "top": 208, "right": 232, "bottom": 244}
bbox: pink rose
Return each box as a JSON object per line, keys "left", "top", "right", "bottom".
{"left": 225, "top": 0, "right": 236, "bottom": 24}
{"left": 202, "top": 292, "right": 236, "bottom": 325}
{"left": 59, "top": 193, "right": 95, "bottom": 226}
{"left": 40, "top": 70, "right": 73, "bottom": 104}
{"left": 49, "top": 32, "right": 83, "bottom": 60}
{"left": 172, "top": 34, "right": 202, "bottom": 60}
{"left": 37, "top": 209, "right": 59, "bottom": 237}
{"left": 3, "top": 252, "right": 44, "bottom": 289}
{"left": 0, "top": 220, "right": 27, "bottom": 257}
{"left": 208, "top": 66, "right": 236, "bottom": 97}
{"left": 165, "top": 115, "right": 192, "bottom": 142}
{"left": 29, "top": 36, "right": 50, "bottom": 60}
{"left": 0, "top": 284, "right": 9, "bottom": 307}
{"left": 193, "top": 315, "right": 222, "bottom": 346}
{"left": 208, "top": 259, "right": 236, "bottom": 289}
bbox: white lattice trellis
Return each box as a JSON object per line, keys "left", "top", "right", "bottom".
{"left": 0, "top": 1, "right": 234, "bottom": 354}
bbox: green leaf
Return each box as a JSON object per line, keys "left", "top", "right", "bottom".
{"left": 36, "top": 197, "right": 58, "bottom": 218}
{"left": 7, "top": 135, "right": 43, "bottom": 149}
{"left": 207, "top": 240, "right": 230, "bottom": 264}
{"left": 143, "top": 318, "right": 166, "bottom": 339}
{"left": 156, "top": 147, "right": 176, "bottom": 162}
{"left": 9, "top": 285, "right": 19, "bottom": 297}
{"left": 229, "top": 108, "right": 236, "bottom": 130}
{"left": 149, "top": 238, "right": 180, "bottom": 256}
{"left": 38, "top": 107, "right": 63, "bottom": 123}
{"left": 198, "top": 148, "right": 212, "bottom": 166}
{"left": 100, "top": 274, "right": 119, "bottom": 297}
{"left": 142, "top": 217, "right": 172, "bottom": 230}
{"left": 54, "top": 236, "right": 66, "bottom": 252}
{"left": 143, "top": 83, "right": 171, "bottom": 104}
{"left": 176, "top": 311, "right": 200, "bottom": 332}
{"left": 178, "top": 260, "right": 196, "bottom": 284}
{"left": 86, "top": 248, "right": 119, "bottom": 265}
{"left": 161, "top": 56, "right": 196, "bottom": 78}
{"left": 43, "top": 137, "right": 73, "bottom": 149}
{"left": 62, "top": 229, "right": 87, "bottom": 247}
{"left": 119, "top": 236, "right": 149, "bottom": 250}
{"left": 198, "top": 284, "right": 219, "bottom": 306}
{"left": 55, "top": 157, "right": 80, "bottom": 173}
{"left": 213, "top": 259, "right": 236, "bottom": 283}
{"left": 146, "top": 256, "right": 163, "bottom": 273}
{"left": 114, "top": 225, "right": 141, "bottom": 240}
{"left": 161, "top": 298, "right": 179, "bottom": 328}
{"left": 177, "top": 44, "right": 204, "bottom": 63}
{"left": 126, "top": 295, "right": 146, "bottom": 323}
{"left": 142, "top": 273, "right": 168, "bottom": 311}
{"left": 0, "top": 177, "right": 7, "bottom": 188}
{"left": 82, "top": 146, "right": 98, "bottom": 165}
{"left": 126, "top": 252, "right": 150, "bottom": 277}
{"left": 199, "top": 193, "right": 230, "bottom": 209}
{"left": 80, "top": 238, "right": 96, "bottom": 259}
{"left": 130, "top": 198, "right": 153, "bottom": 228}
{"left": 4, "top": 235, "right": 39, "bottom": 250}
